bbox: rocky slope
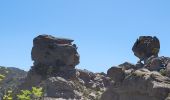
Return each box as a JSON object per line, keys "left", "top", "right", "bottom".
{"left": 1, "top": 35, "right": 170, "bottom": 100}
{"left": 16, "top": 35, "right": 111, "bottom": 100}
{"left": 0, "top": 66, "right": 27, "bottom": 98}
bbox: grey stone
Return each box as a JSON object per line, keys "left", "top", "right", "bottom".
{"left": 132, "top": 36, "right": 160, "bottom": 63}
{"left": 107, "top": 67, "right": 125, "bottom": 82}
{"left": 31, "top": 34, "right": 80, "bottom": 76}
{"left": 42, "top": 77, "right": 81, "bottom": 99}
{"left": 144, "top": 56, "right": 170, "bottom": 71}
{"left": 119, "top": 62, "right": 136, "bottom": 70}
{"left": 101, "top": 68, "right": 170, "bottom": 100}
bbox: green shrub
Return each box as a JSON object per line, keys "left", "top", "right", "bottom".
{"left": 32, "top": 87, "right": 43, "bottom": 98}
{"left": 17, "top": 87, "right": 43, "bottom": 100}
{"left": 3, "top": 90, "right": 13, "bottom": 100}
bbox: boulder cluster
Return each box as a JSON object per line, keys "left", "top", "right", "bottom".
{"left": 16, "top": 35, "right": 170, "bottom": 100}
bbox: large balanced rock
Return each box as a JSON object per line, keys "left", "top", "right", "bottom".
{"left": 31, "top": 35, "right": 80, "bottom": 76}
{"left": 16, "top": 35, "right": 108, "bottom": 100}
{"left": 132, "top": 36, "right": 160, "bottom": 63}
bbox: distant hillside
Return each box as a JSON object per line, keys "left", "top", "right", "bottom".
{"left": 0, "top": 66, "right": 27, "bottom": 97}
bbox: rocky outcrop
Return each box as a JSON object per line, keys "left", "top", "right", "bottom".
{"left": 144, "top": 56, "right": 170, "bottom": 71}
{"left": 31, "top": 34, "right": 80, "bottom": 77}
{"left": 102, "top": 67, "right": 170, "bottom": 100}
{"left": 101, "top": 36, "right": 170, "bottom": 100}
{"left": 107, "top": 67, "right": 125, "bottom": 82}
{"left": 132, "top": 36, "right": 160, "bottom": 63}
{"left": 8, "top": 35, "right": 170, "bottom": 100}
{"left": 42, "top": 77, "right": 82, "bottom": 99}
{"left": 17, "top": 35, "right": 110, "bottom": 100}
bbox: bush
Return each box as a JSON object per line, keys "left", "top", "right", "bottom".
{"left": 3, "top": 90, "right": 13, "bottom": 100}
{"left": 17, "top": 87, "right": 43, "bottom": 100}
{"left": 0, "top": 74, "right": 5, "bottom": 81}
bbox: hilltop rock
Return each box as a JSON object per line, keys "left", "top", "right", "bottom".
{"left": 16, "top": 35, "right": 108, "bottom": 100}
{"left": 132, "top": 36, "right": 160, "bottom": 63}
{"left": 31, "top": 34, "right": 80, "bottom": 76}
{"left": 8, "top": 35, "right": 170, "bottom": 100}
{"left": 101, "top": 36, "right": 170, "bottom": 100}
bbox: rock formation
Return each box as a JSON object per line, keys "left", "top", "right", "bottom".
{"left": 5, "top": 35, "right": 170, "bottom": 100}
{"left": 101, "top": 68, "right": 170, "bottom": 100}
{"left": 17, "top": 35, "right": 110, "bottom": 100}
{"left": 132, "top": 36, "right": 160, "bottom": 63}
{"left": 101, "top": 36, "right": 170, "bottom": 100}
{"left": 31, "top": 34, "right": 80, "bottom": 77}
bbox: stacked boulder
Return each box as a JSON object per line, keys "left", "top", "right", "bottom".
{"left": 16, "top": 35, "right": 170, "bottom": 100}
{"left": 132, "top": 36, "right": 170, "bottom": 71}
{"left": 132, "top": 36, "right": 160, "bottom": 63}
{"left": 31, "top": 34, "right": 80, "bottom": 77}
{"left": 101, "top": 36, "right": 170, "bottom": 100}
{"left": 18, "top": 35, "right": 109, "bottom": 100}
{"left": 18, "top": 35, "right": 82, "bottom": 99}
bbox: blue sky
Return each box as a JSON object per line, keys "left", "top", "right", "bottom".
{"left": 0, "top": 0, "right": 170, "bottom": 72}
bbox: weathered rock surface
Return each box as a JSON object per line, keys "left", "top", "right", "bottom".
{"left": 102, "top": 68, "right": 170, "bottom": 100}
{"left": 6, "top": 35, "right": 170, "bottom": 100}
{"left": 31, "top": 34, "right": 80, "bottom": 76}
{"left": 101, "top": 36, "right": 170, "bottom": 100}
{"left": 145, "top": 56, "right": 170, "bottom": 71}
{"left": 107, "top": 67, "right": 125, "bottom": 82}
{"left": 132, "top": 36, "right": 160, "bottom": 63}
{"left": 166, "top": 63, "right": 170, "bottom": 77}
{"left": 17, "top": 35, "right": 108, "bottom": 100}
{"left": 41, "top": 77, "right": 82, "bottom": 99}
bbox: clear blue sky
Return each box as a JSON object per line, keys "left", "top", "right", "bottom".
{"left": 0, "top": 0, "right": 170, "bottom": 72}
